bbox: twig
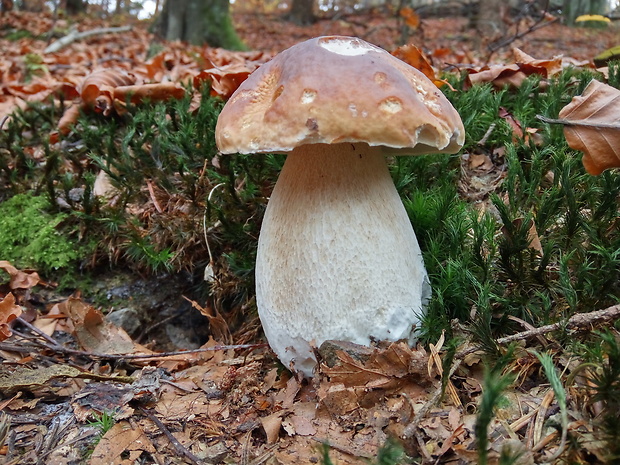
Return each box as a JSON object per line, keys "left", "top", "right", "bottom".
{"left": 477, "top": 123, "right": 497, "bottom": 146}
{"left": 537, "top": 114, "right": 620, "bottom": 130}
{"left": 44, "top": 26, "right": 132, "bottom": 54}
{"left": 140, "top": 407, "right": 212, "bottom": 465}
{"left": 15, "top": 316, "right": 59, "bottom": 346}
{"left": 484, "top": 0, "right": 558, "bottom": 64}
{"left": 458, "top": 304, "right": 620, "bottom": 360}
{"left": 0, "top": 337, "right": 268, "bottom": 361}
{"left": 402, "top": 304, "right": 620, "bottom": 439}
{"left": 488, "top": 17, "right": 559, "bottom": 54}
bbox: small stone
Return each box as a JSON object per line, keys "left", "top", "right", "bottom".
{"left": 318, "top": 340, "right": 374, "bottom": 368}
{"left": 105, "top": 307, "right": 140, "bottom": 334}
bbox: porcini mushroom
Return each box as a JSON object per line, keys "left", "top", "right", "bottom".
{"left": 215, "top": 36, "right": 464, "bottom": 377}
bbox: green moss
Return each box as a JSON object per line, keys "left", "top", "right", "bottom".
{"left": 0, "top": 193, "right": 82, "bottom": 273}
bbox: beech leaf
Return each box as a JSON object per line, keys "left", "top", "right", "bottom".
{"left": 0, "top": 293, "right": 21, "bottom": 341}
{"left": 556, "top": 80, "right": 620, "bottom": 175}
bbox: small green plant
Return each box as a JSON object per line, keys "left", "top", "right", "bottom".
{"left": 4, "top": 29, "right": 34, "bottom": 41}
{"left": 585, "top": 331, "right": 620, "bottom": 462}
{"left": 476, "top": 348, "right": 516, "bottom": 465}
{"left": 23, "top": 53, "right": 48, "bottom": 82}
{"left": 88, "top": 410, "right": 116, "bottom": 435}
{"left": 84, "top": 410, "right": 116, "bottom": 459}
{"left": 0, "top": 193, "right": 84, "bottom": 273}
{"left": 320, "top": 438, "right": 408, "bottom": 465}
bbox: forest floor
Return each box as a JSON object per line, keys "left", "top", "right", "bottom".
{"left": 1, "top": 7, "right": 620, "bottom": 465}
{"left": 233, "top": 10, "right": 620, "bottom": 63}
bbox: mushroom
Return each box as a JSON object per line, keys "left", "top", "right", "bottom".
{"left": 215, "top": 36, "right": 464, "bottom": 377}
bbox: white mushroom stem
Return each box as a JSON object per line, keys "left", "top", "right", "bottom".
{"left": 255, "top": 142, "right": 430, "bottom": 377}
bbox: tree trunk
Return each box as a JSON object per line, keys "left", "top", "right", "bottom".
{"left": 65, "top": 0, "right": 86, "bottom": 15}
{"left": 563, "top": 0, "right": 608, "bottom": 24}
{"left": 154, "top": 0, "right": 244, "bottom": 50}
{"left": 287, "top": 0, "right": 315, "bottom": 25}
{"left": 472, "top": 0, "right": 505, "bottom": 37}
{"left": 1, "top": 0, "right": 13, "bottom": 13}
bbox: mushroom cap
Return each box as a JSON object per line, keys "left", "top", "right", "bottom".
{"left": 215, "top": 36, "right": 464, "bottom": 155}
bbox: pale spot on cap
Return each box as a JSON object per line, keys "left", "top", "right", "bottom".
{"left": 380, "top": 97, "right": 403, "bottom": 114}
{"left": 318, "top": 36, "right": 375, "bottom": 56}
{"left": 301, "top": 89, "right": 317, "bottom": 104}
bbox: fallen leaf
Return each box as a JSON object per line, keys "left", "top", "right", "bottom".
{"left": 0, "top": 260, "right": 40, "bottom": 289}
{"left": 468, "top": 48, "right": 562, "bottom": 88}
{"left": 399, "top": 7, "right": 420, "bottom": 29}
{"left": 59, "top": 297, "right": 136, "bottom": 354}
{"left": 0, "top": 293, "right": 21, "bottom": 341}
{"left": 392, "top": 44, "right": 449, "bottom": 88}
{"left": 194, "top": 63, "right": 260, "bottom": 99}
{"left": 112, "top": 82, "right": 186, "bottom": 114}
{"left": 80, "top": 68, "right": 136, "bottom": 114}
{"left": 557, "top": 79, "right": 620, "bottom": 175}
{"left": 90, "top": 420, "right": 157, "bottom": 465}
{"left": 260, "top": 411, "right": 284, "bottom": 443}
{"left": 0, "top": 364, "right": 132, "bottom": 394}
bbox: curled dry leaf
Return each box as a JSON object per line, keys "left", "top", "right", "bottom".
{"left": 557, "top": 79, "right": 620, "bottom": 175}
{"left": 0, "top": 293, "right": 22, "bottom": 341}
{"left": 468, "top": 48, "right": 563, "bottom": 88}
{"left": 194, "top": 62, "right": 262, "bottom": 99}
{"left": 392, "top": 44, "right": 449, "bottom": 88}
{"left": 0, "top": 260, "right": 40, "bottom": 290}
{"left": 112, "top": 82, "right": 186, "bottom": 114}
{"left": 55, "top": 103, "right": 81, "bottom": 138}
{"left": 80, "top": 69, "right": 136, "bottom": 115}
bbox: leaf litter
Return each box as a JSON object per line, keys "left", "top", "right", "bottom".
{"left": 1, "top": 7, "right": 620, "bottom": 465}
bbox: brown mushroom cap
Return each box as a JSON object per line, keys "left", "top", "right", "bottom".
{"left": 215, "top": 36, "right": 464, "bottom": 155}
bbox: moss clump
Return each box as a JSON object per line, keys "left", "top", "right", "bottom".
{"left": 0, "top": 193, "right": 83, "bottom": 273}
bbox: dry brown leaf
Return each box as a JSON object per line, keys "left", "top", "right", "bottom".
{"left": 399, "top": 7, "right": 420, "bottom": 29}
{"left": 392, "top": 44, "right": 449, "bottom": 88}
{"left": 557, "top": 79, "right": 620, "bottom": 175}
{"left": 0, "top": 260, "right": 40, "bottom": 289}
{"left": 80, "top": 69, "right": 136, "bottom": 115}
{"left": 112, "top": 82, "right": 186, "bottom": 114}
{"left": 194, "top": 63, "right": 259, "bottom": 99}
{"left": 260, "top": 411, "right": 284, "bottom": 443}
{"left": 468, "top": 48, "right": 563, "bottom": 89}
{"left": 59, "top": 297, "right": 136, "bottom": 354}
{"left": 0, "top": 293, "right": 21, "bottom": 341}
{"left": 55, "top": 103, "right": 81, "bottom": 138}
{"left": 90, "top": 420, "right": 157, "bottom": 465}
{"left": 499, "top": 106, "right": 525, "bottom": 141}
{"left": 513, "top": 48, "right": 563, "bottom": 76}
{"left": 320, "top": 342, "right": 429, "bottom": 391}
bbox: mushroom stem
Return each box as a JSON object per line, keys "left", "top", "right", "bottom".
{"left": 255, "top": 142, "right": 430, "bottom": 376}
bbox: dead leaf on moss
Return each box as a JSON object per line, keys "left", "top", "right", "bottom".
{"left": 0, "top": 260, "right": 40, "bottom": 290}
{"left": 556, "top": 79, "right": 620, "bottom": 175}
{"left": 194, "top": 62, "right": 262, "bottom": 99}
{"left": 0, "top": 292, "right": 21, "bottom": 341}
{"left": 468, "top": 48, "right": 563, "bottom": 88}
{"left": 112, "top": 82, "right": 186, "bottom": 114}
{"left": 80, "top": 68, "right": 136, "bottom": 114}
